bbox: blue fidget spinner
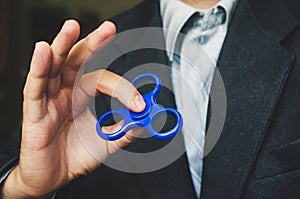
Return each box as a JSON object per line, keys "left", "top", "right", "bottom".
{"left": 96, "top": 73, "right": 183, "bottom": 141}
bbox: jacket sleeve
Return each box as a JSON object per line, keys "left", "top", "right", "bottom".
{"left": 0, "top": 129, "right": 21, "bottom": 184}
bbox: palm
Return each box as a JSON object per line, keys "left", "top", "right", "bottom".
{"left": 21, "top": 79, "right": 100, "bottom": 193}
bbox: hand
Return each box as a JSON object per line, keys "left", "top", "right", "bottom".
{"left": 2, "top": 20, "right": 145, "bottom": 199}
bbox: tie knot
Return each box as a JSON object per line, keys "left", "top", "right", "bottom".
{"left": 193, "top": 6, "right": 226, "bottom": 31}
{"left": 182, "top": 6, "right": 226, "bottom": 45}
{"left": 204, "top": 6, "right": 226, "bottom": 30}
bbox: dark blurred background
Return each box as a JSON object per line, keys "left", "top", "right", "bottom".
{"left": 0, "top": 0, "right": 141, "bottom": 147}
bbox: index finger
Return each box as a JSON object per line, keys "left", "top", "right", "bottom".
{"left": 72, "top": 70, "right": 146, "bottom": 116}
{"left": 61, "top": 21, "right": 116, "bottom": 87}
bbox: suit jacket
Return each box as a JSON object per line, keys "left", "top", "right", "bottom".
{"left": 1, "top": 0, "right": 300, "bottom": 198}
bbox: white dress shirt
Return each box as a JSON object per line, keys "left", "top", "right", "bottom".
{"left": 160, "top": 0, "right": 237, "bottom": 198}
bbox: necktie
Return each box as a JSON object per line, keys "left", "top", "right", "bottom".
{"left": 171, "top": 6, "right": 226, "bottom": 198}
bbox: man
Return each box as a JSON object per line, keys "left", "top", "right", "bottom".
{"left": 1, "top": 0, "right": 300, "bottom": 198}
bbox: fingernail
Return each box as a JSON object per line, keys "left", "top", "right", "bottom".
{"left": 61, "top": 20, "right": 69, "bottom": 29}
{"left": 61, "top": 20, "right": 74, "bottom": 32}
{"left": 96, "top": 21, "right": 107, "bottom": 32}
{"left": 34, "top": 41, "right": 46, "bottom": 51}
{"left": 35, "top": 42, "right": 42, "bottom": 49}
{"left": 134, "top": 95, "right": 145, "bottom": 111}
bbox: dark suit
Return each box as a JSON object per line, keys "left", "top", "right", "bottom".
{"left": 1, "top": 0, "right": 300, "bottom": 198}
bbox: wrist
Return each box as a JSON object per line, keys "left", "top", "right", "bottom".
{"left": 2, "top": 166, "right": 28, "bottom": 199}
{"left": 2, "top": 166, "right": 50, "bottom": 199}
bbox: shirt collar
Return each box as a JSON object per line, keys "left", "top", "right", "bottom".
{"left": 160, "top": 0, "right": 238, "bottom": 61}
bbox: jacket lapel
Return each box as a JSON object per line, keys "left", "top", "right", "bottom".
{"left": 201, "top": 0, "right": 299, "bottom": 198}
